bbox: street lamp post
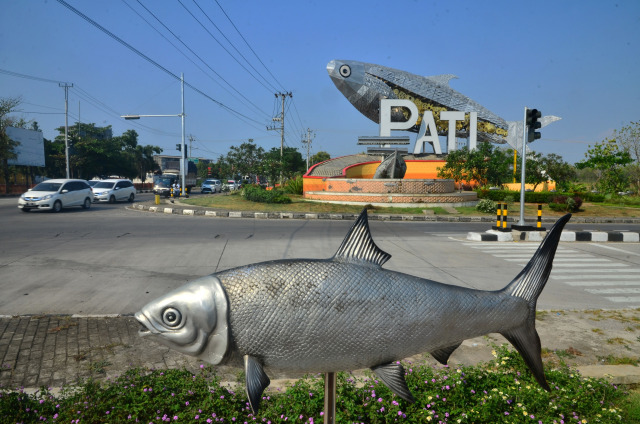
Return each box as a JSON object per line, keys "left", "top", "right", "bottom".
{"left": 121, "top": 73, "right": 186, "bottom": 194}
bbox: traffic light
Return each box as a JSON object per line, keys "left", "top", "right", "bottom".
{"left": 176, "top": 144, "right": 181, "bottom": 151}
{"left": 207, "top": 167, "right": 212, "bottom": 176}
{"left": 526, "top": 108, "right": 542, "bottom": 142}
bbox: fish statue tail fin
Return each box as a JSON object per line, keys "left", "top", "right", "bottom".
{"left": 500, "top": 213, "right": 571, "bottom": 390}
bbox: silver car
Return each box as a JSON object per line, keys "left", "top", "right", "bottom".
{"left": 92, "top": 179, "right": 136, "bottom": 203}
{"left": 201, "top": 179, "right": 222, "bottom": 193}
{"left": 18, "top": 179, "right": 94, "bottom": 212}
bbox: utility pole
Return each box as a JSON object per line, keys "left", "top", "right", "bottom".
{"left": 59, "top": 82, "right": 73, "bottom": 178}
{"left": 180, "top": 73, "right": 186, "bottom": 195}
{"left": 267, "top": 92, "right": 292, "bottom": 185}
{"left": 301, "top": 128, "right": 315, "bottom": 170}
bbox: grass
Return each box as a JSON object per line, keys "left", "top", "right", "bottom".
{"left": 180, "top": 192, "right": 640, "bottom": 218}
{"left": 0, "top": 345, "right": 635, "bottom": 423}
{"left": 598, "top": 355, "right": 639, "bottom": 366}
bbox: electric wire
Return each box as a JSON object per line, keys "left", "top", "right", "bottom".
{"left": 55, "top": 0, "right": 266, "bottom": 128}
{"left": 0, "top": 67, "right": 180, "bottom": 139}
{"left": 0, "top": 68, "right": 70, "bottom": 85}
{"left": 177, "top": 0, "right": 275, "bottom": 94}
{"left": 133, "top": 0, "right": 270, "bottom": 120}
{"left": 189, "top": 0, "right": 279, "bottom": 93}
{"left": 211, "top": 0, "right": 287, "bottom": 93}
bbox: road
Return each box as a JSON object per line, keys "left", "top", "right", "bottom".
{"left": 0, "top": 194, "right": 639, "bottom": 316}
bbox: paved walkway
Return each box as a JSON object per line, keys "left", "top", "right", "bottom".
{"left": 2, "top": 310, "right": 639, "bottom": 392}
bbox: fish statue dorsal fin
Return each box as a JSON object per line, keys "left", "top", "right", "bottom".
{"left": 333, "top": 208, "right": 391, "bottom": 267}
{"left": 425, "top": 74, "right": 458, "bottom": 86}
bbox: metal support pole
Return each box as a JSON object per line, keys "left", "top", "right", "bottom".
{"left": 323, "top": 372, "right": 336, "bottom": 424}
{"left": 180, "top": 73, "right": 186, "bottom": 197}
{"left": 59, "top": 83, "right": 73, "bottom": 178}
{"left": 518, "top": 107, "right": 528, "bottom": 226}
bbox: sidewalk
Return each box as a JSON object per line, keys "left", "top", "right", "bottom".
{"left": 2, "top": 310, "right": 639, "bottom": 392}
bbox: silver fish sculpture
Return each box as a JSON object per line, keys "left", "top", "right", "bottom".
{"left": 327, "top": 59, "right": 509, "bottom": 144}
{"left": 136, "top": 210, "right": 571, "bottom": 413}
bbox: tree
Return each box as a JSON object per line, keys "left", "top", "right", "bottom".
{"left": 310, "top": 151, "right": 331, "bottom": 167}
{"left": 539, "top": 153, "right": 576, "bottom": 191}
{"left": 612, "top": 121, "right": 640, "bottom": 192}
{"left": 436, "top": 148, "right": 467, "bottom": 191}
{"left": 514, "top": 151, "right": 548, "bottom": 191}
{"left": 52, "top": 123, "right": 161, "bottom": 180}
{"left": 0, "top": 97, "right": 23, "bottom": 192}
{"left": 134, "top": 143, "right": 162, "bottom": 183}
{"left": 260, "top": 147, "right": 306, "bottom": 185}
{"left": 226, "top": 139, "right": 264, "bottom": 179}
{"left": 576, "top": 139, "right": 633, "bottom": 193}
{"left": 437, "top": 142, "right": 511, "bottom": 189}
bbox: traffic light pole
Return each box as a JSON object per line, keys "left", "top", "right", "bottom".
{"left": 518, "top": 106, "right": 528, "bottom": 226}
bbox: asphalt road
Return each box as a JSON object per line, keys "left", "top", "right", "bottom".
{"left": 1, "top": 194, "right": 639, "bottom": 316}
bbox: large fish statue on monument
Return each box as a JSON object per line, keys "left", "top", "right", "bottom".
{"left": 136, "top": 210, "right": 571, "bottom": 413}
{"left": 326, "top": 59, "right": 561, "bottom": 152}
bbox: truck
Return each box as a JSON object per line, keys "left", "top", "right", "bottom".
{"left": 153, "top": 160, "right": 197, "bottom": 197}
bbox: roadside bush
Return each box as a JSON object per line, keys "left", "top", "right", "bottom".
{"left": 475, "top": 198, "right": 498, "bottom": 214}
{"left": 549, "top": 195, "right": 583, "bottom": 212}
{"left": 242, "top": 184, "right": 291, "bottom": 204}
{"left": 284, "top": 175, "right": 303, "bottom": 195}
{"left": 0, "top": 345, "right": 629, "bottom": 423}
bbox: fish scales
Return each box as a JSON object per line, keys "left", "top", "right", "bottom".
{"left": 217, "top": 259, "right": 527, "bottom": 372}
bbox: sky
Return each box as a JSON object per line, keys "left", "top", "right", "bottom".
{"left": 1, "top": 0, "right": 639, "bottom": 165}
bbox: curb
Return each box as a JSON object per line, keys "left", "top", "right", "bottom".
{"left": 467, "top": 229, "right": 640, "bottom": 242}
{"left": 131, "top": 203, "right": 496, "bottom": 222}
{"left": 130, "top": 203, "right": 640, "bottom": 226}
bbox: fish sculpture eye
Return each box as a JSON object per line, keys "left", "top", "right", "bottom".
{"left": 339, "top": 64, "right": 351, "bottom": 78}
{"left": 162, "top": 307, "right": 182, "bottom": 327}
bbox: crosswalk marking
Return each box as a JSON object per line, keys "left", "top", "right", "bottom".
{"left": 604, "top": 296, "right": 640, "bottom": 303}
{"left": 586, "top": 288, "right": 640, "bottom": 294}
{"left": 504, "top": 258, "right": 609, "bottom": 262}
{"left": 461, "top": 241, "right": 640, "bottom": 306}
{"left": 564, "top": 280, "right": 640, "bottom": 286}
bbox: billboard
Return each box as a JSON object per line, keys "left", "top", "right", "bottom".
{"left": 6, "top": 126, "right": 45, "bottom": 167}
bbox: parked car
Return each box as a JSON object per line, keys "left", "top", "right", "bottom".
{"left": 92, "top": 179, "right": 136, "bottom": 203}
{"left": 87, "top": 180, "right": 101, "bottom": 187}
{"left": 224, "top": 179, "right": 241, "bottom": 191}
{"left": 201, "top": 179, "right": 222, "bottom": 194}
{"left": 18, "top": 179, "right": 94, "bottom": 212}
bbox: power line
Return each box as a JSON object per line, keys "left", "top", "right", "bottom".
{"left": 55, "top": 0, "right": 265, "bottom": 128}
{"left": 211, "top": 0, "right": 287, "bottom": 93}
{"left": 0, "top": 68, "right": 69, "bottom": 85}
{"left": 188, "top": 0, "right": 279, "bottom": 93}
{"left": 132, "top": 0, "right": 270, "bottom": 120}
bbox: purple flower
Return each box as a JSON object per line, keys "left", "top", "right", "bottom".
{"left": 504, "top": 412, "right": 509, "bottom": 415}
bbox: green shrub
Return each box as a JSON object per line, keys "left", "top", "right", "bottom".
{"left": 242, "top": 185, "right": 291, "bottom": 204}
{"left": 549, "top": 195, "right": 583, "bottom": 212}
{"left": 0, "top": 345, "right": 630, "bottom": 423}
{"left": 284, "top": 175, "right": 303, "bottom": 195}
{"left": 476, "top": 198, "right": 498, "bottom": 214}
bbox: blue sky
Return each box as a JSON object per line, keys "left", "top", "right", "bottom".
{"left": 1, "top": 0, "right": 638, "bottom": 165}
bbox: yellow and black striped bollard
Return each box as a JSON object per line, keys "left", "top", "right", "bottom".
{"left": 537, "top": 204, "right": 542, "bottom": 228}
{"left": 502, "top": 203, "right": 508, "bottom": 230}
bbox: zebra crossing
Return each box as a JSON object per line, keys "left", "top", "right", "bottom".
{"left": 461, "top": 242, "right": 640, "bottom": 306}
